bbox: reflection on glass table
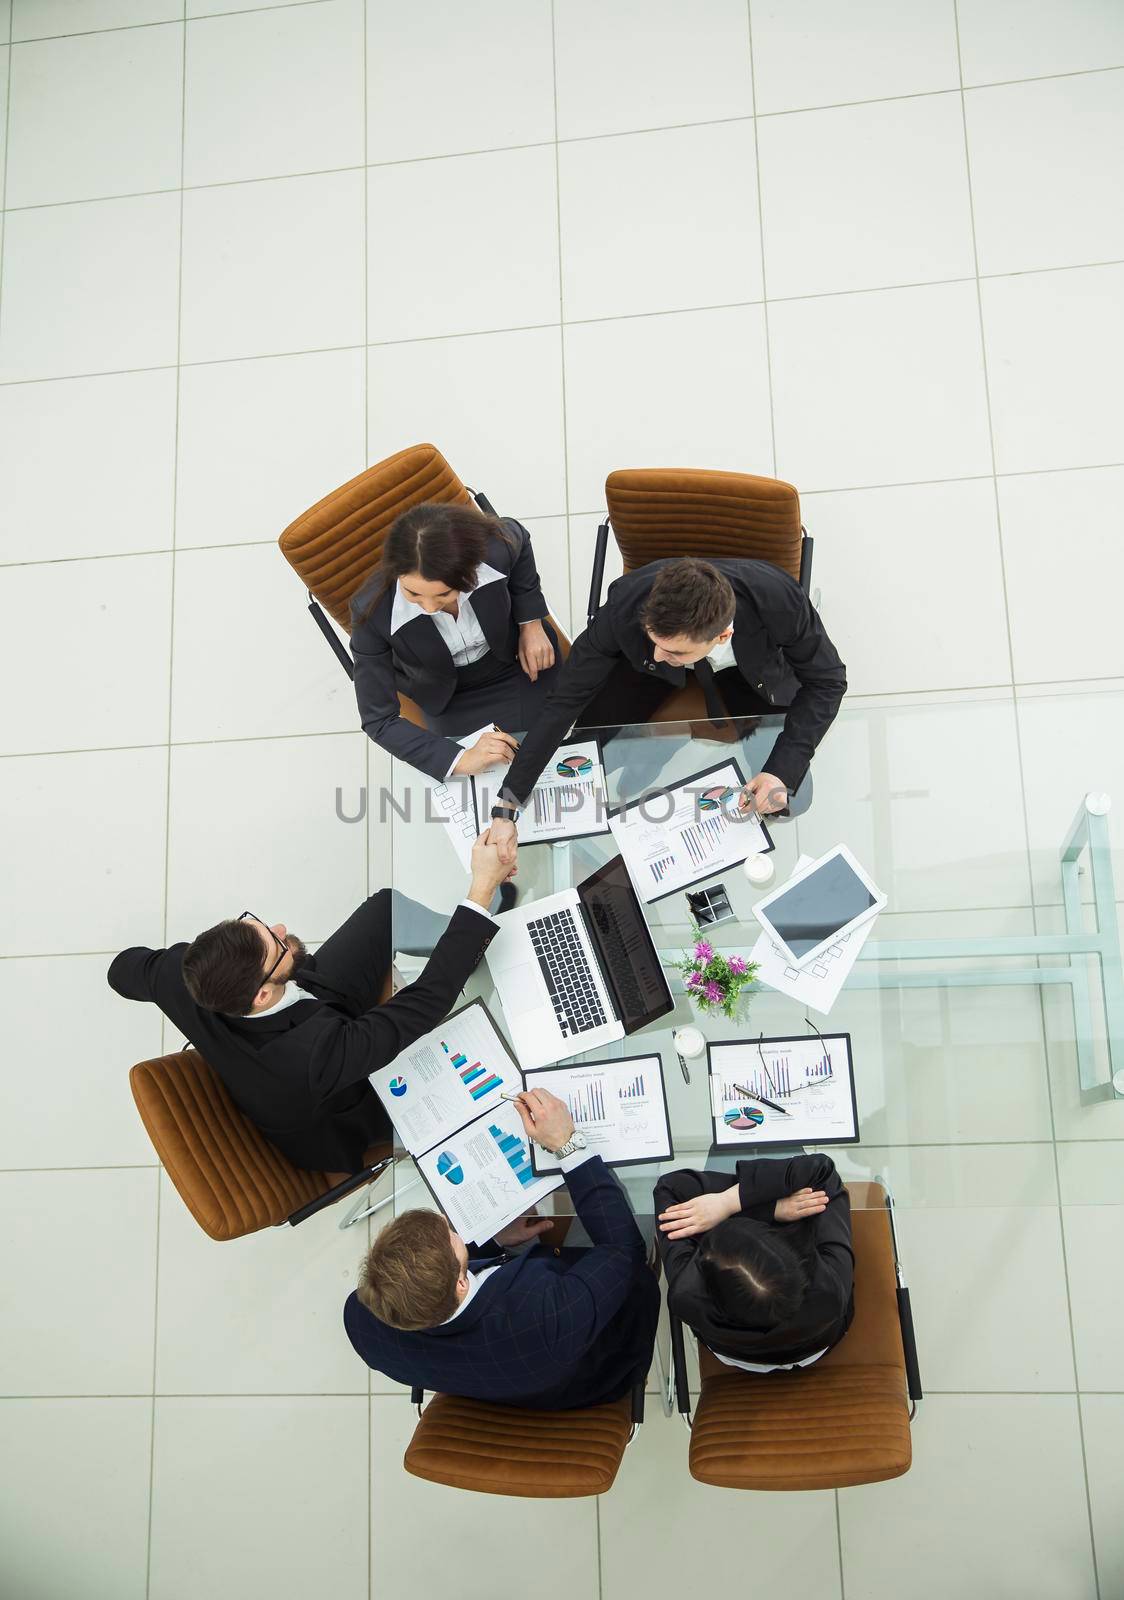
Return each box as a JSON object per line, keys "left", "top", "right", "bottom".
{"left": 377, "top": 700, "right": 1122, "bottom": 1222}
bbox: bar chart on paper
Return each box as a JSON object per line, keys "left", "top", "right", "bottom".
{"left": 442, "top": 1037, "right": 504, "bottom": 1101}
{"left": 710, "top": 1034, "right": 857, "bottom": 1147}
{"left": 524, "top": 1056, "right": 672, "bottom": 1170}
{"left": 489, "top": 1123, "right": 537, "bottom": 1190}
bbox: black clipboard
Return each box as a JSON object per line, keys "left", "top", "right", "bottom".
{"left": 523, "top": 1052, "right": 674, "bottom": 1174}
{"left": 707, "top": 1032, "right": 859, "bottom": 1150}
{"left": 607, "top": 756, "right": 774, "bottom": 903}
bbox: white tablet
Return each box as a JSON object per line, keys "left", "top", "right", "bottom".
{"left": 750, "top": 845, "right": 886, "bottom": 967}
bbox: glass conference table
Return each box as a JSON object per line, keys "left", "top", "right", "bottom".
{"left": 381, "top": 698, "right": 1122, "bottom": 1218}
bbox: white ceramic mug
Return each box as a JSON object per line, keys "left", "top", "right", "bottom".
{"left": 743, "top": 852, "right": 776, "bottom": 887}
{"left": 673, "top": 1024, "right": 706, "bottom": 1059}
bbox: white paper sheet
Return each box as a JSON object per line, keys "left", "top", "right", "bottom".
{"left": 415, "top": 1098, "right": 563, "bottom": 1244}
{"left": 750, "top": 854, "right": 875, "bottom": 1015}
{"left": 523, "top": 1055, "right": 672, "bottom": 1173}
{"left": 608, "top": 760, "right": 769, "bottom": 903}
{"left": 369, "top": 1002, "right": 515, "bottom": 1155}
{"left": 475, "top": 736, "right": 610, "bottom": 844}
{"left": 709, "top": 1035, "right": 857, "bottom": 1146}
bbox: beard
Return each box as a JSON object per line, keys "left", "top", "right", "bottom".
{"left": 285, "top": 936, "right": 310, "bottom": 975}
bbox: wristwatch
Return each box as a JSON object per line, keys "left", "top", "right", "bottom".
{"left": 551, "top": 1129, "right": 588, "bottom": 1160}
{"left": 490, "top": 803, "right": 519, "bottom": 822}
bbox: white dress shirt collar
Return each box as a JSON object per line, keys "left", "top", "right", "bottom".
{"left": 240, "top": 980, "right": 318, "bottom": 1021}
{"left": 389, "top": 562, "right": 505, "bottom": 636}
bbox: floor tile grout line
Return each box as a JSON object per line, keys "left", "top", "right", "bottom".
{"left": 958, "top": 8, "right": 1101, "bottom": 1589}
{"left": 833, "top": 1487, "right": 847, "bottom": 1600}
{"left": 548, "top": 0, "right": 575, "bottom": 628}
{"left": 3, "top": 1384, "right": 1118, "bottom": 1401}
{"left": 745, "top": 0, "right": 778, "bottom": 477}
{"left": 9, "top": 0, "right": 336, "bottom": 49}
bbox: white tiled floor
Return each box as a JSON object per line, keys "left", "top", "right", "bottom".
{"left": 1, "top": 2, "right": 1122, "bottom": 1597}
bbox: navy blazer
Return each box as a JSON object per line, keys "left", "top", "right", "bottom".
{"left": 344, "top": 1155, "right": 659, "bottom": 1408}
{"left": 502, "top": 557, "right": 846, "bottom": 802}
{"left": 107, "top": 893, "right": 496, "bottom": 1174}
{"left": 655, "top": 1154, "right": 855, "bottom": 1366}
{"left": 349, "top": 519, "right": 550, "bottom": 780}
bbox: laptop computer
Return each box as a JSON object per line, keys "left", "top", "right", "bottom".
{"left": 486, "top": 854, "right": 675, "bottom": 1070}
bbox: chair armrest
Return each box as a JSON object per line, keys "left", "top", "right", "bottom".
{"left": 798, "top": 529, "right": 814, "bottom": 596}
{"left": 586, "top": 520, "right": 610, "bottom": 627}
{"left": 409, "top": 1385, "right": 424, "bottom": 1406}
{"left": 669, "top": 1312, "right": 692, "bottom": 1416}
{"left": 307, "top": 596, "right": 355, "bottom": 681}
{"left": 284, "top": 1156, "right": 394, "bottom": 1227}
{"left": 471, "top": 488, "right": 499, "bottom": 517}
{"left": 897, "top": 1285, "right": 923, "bottom": 1402}
{"left": 630, "top": 1379, "right": 645, "bottom": 1427}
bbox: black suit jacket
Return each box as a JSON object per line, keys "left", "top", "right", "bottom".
{"left": 502, "top": 558, "right": 846, "bottom": 802}
{"left": 107, "top": 894, "right": 497, "bottom": 1174}
{"left": 349, "top": 519, "right": 549, "bottom": 780}
{"left": 344, "top": 1155, "right": 660, "bottom": 1408}
{"left": 654, "top": 1154, "right": 855, "bottom": 1366}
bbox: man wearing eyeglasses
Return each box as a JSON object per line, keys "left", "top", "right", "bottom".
{"left": 107, "top": 837, "right": 514, "bottom": 1174}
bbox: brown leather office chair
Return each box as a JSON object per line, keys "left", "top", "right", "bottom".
{"left": 404, "top": 1381, "right": 645, "bottom": 1498}
{"left": 130, "top": 1048, "right": 394, "bottom": 1242}
{"left": 585, "top": 466, "right": 812, "bottom": 724}
{"left": 278, "top": 443, "right": 570, "bottom": 725}
{"left": 670, "top": 1182, "right": 920, "bottom": 1490}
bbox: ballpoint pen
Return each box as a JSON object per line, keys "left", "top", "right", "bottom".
{"left": 676, "top": 1052, "right": 691, "bottom": 1085}
{"left": 732, "top": 1080, "right": 790, "bottom": 1116}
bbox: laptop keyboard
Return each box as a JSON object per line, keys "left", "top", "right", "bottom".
{"left": 528, "top": 908, "right": 609, "bottom": 1039}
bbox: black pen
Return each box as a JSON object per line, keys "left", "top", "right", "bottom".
{"left": 676, "top": 1052, "right": 691, "bottom": 1085}
{"left": 732, "top": 1080, "right": 790, "bottom": 1116}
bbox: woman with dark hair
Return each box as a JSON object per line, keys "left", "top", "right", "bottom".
{"left": 349, "top": 502, "right": 561, "bottom": 780}
{"left": 654, "top": 1153, "right": 854, "bottom": 1371}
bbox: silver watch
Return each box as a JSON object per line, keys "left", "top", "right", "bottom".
{"left": 552, "top": 1129, "right": 588, "bottom": 1160}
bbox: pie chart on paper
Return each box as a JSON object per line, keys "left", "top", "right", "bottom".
{"left": 556, "top": 753, "right": 593, "bottom": 779}
{"left": 388, "top": 1076, "right": 408, "bottom": 1097}
{"left": 724, "top": 1106, "right": 764, "bottom": 1131}
{"left": 436, "top": 1150, "right": 464, "bottom": 1185}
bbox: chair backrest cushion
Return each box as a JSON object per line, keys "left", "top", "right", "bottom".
{"left": 278, "top": 443, "right": 472, "bottom": 632}
{"left": 605, "top": 467, "right": 803, "bottom": 581}
{"left": 129, "top": 1051, "right": 332, "bottom": 1241}
{"left": 404, "top": 1391, "right": 632, "bottom": 1497}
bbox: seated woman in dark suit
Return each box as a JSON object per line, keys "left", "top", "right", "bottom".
{"left": 349, "top": 502, "right": 562, "bottom": 781}
{"left": 654, "top": 1153, "right": 854, "bottom": 1371}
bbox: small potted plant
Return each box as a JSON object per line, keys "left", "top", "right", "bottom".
{"left": 674, "top": 933, "right": 758, "bottom": 1021}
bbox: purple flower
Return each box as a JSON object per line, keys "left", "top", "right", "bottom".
{"left": 703, "top": 980, "right": 723, "bottom": 1003}
{"left": 686, "top": 970, "right": 703, "bottom": 988}
{"left": 728, "top": 956, "right": 748, "bottom": 976}
{"left": 694, "top": 940, "right": 714, "bottom": 963}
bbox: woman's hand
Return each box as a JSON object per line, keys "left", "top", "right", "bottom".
{"left": 774, "top": 1187, "right": 829, "bottom": 1223}
{"left": 518, "top": 620, "right": 555, "bottom": 683}
{"left": 452, "top": 728, "right": 519, "bottom": 776}
{"left": 657, "top": 1185, "right": 741, "bottom": 1241}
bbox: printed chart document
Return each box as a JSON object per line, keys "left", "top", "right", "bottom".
{"left": 608, "top": 759, "right": 772, "bottom": 904}
{"left": 369, "top": 1000, "right": 562, "bottom": 1242}
{"left": 750, "top": 854, "right": 875, "bottom": 1015}
{"left": 523, "top": 1054, "right": 673, "bottom": 1174}
{"left": 475, "top": 736, "right": 610, "bottom": 845}
{"left": 708, "top": 1034, "right": 858, "bottom": 1148}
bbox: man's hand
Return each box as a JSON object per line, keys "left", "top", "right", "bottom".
{"left": 452, "top": 728, "right": 519, "bottom": 776}
{"left": 484, "top": 815, "right": 518, "bottom": 866}
{"left": 774, "top": 1187, "right": 829, "bottom": 1223}
{"left": 739, "top": 771, "right": 788, "bottom": 816}
{"left": 466, "top": 834, "right": 516, "bottom": 909}
{"left": 657, "top": 1185, "right": 741, "bottom": 1241}
{"left": 517, "top": 620, "right": 555, "bottom": 684}
{"left": 513, "top": 1088, "right": 574, "bottom": 1152}
{"left": 494, "top": 1210, "right": 555, "bottom": 1247}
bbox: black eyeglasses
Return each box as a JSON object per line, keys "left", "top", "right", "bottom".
{"left": 239, "top": 912, "right": 288, "bottom": 985}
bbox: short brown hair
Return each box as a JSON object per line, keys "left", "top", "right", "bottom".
{"left": 640, "top": 558, "right": 735, "bottom": 644}
{"left": 358, "top": 1209, "right": 460, "bottom": 1330}
{"left": 182, "top": 920, "right": 265, "bottom": 1016}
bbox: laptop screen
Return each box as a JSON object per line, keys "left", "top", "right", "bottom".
{"left": 578, "top": 855, "right": 674, "bottom": 1034}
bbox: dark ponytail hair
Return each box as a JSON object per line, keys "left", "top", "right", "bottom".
{"left": 374, "top": 502, "right": 513, "bottom": 606}
{"left": 697, "top": 1216, "right": 812, "bottom": 1328}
